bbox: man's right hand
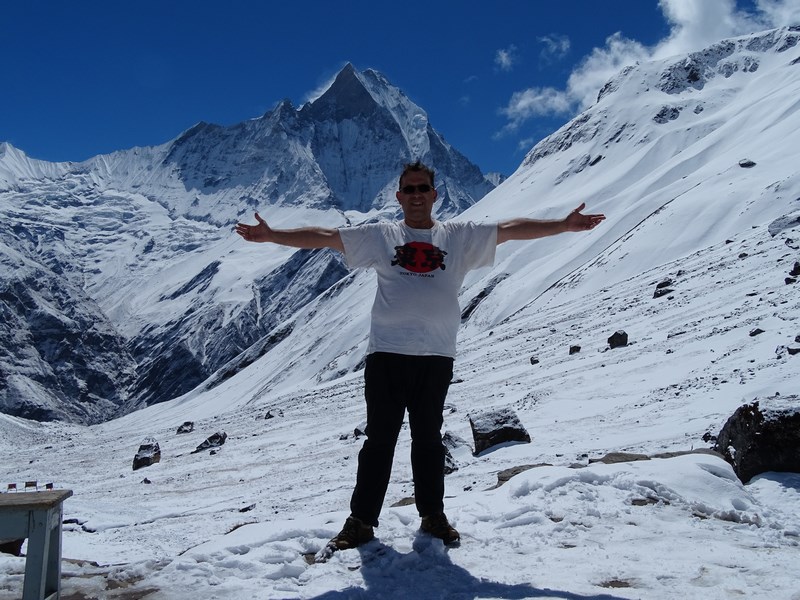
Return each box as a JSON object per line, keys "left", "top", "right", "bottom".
{"left": 235, "top": 212, "right": 273, "bottom": 243}
{"left": 235, "top": 212, "right": 345, "bottom": 252}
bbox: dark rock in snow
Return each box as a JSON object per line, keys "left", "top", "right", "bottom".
{"left": 653, "top": 106, "right": 682, "bottom": 123}
{"left": 469, "top": 408, "right": 531, "bottom": 455}
{"left": 768, "top": 214, "right": 800, "bottom": 236}
{"left": 492, "top": 464, "right": 551, "bottom": 489}
{"left": 749, "top": 328, "right": 765, "bottom": 337}
{"left": 177, "top": 421, "right": 194, "bottom": 434}
{"left": 0, "top": 539, "right": 24, "bottom": 556}
{"left": 790, "top": 262, "right": 800, "bottom": 277}
{"left": 442, "top": 430, "right": 471, "bottom": 474}
{"left": 192, "top": 431, "right": 227, "bottom": 454}
{"left": 569, "top": 345, "right": 581, "bottom": 355}
{"left": 590, "top": 452, "right": 650, "bottom": 464}
{"left": 132, "top": 437, "right": 161, "bottom": 470}
{"left": 444, "top": 449, "right": 458, "bottom": 474}
{"left": 654, "top": 287, "right": 675, "bottom": 298}
{"left": 714, "top": 396, "right": 800, "bottom": 482}
{"left": 656, "top": 278, "right": 674, "bottom": 289}
{"left": 354, "top": 421, "right": 368, "bottom": 438}
{"left": 738, "top": 159, "right": 757, "bottom": 168}
{"left": 608, "top": 331, "right": 629, "bottom": 349}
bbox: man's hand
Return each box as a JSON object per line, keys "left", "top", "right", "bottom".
{"left": 497, "top": 203, "right": 606, "bottom": 244}
{"left": 563, "top": 202, "right": 606, "bottom": 232}
{"left": 235, "top": 212, "right": 273, "bottom": 243}
{"left": 235, "top": 212, "right": 344, "bottom": 251}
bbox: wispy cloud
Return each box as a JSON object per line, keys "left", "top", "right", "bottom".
{"left": 498, "top": 87, "right": 573, "bottom": 135}
{"left": 538, "top": 34, "right": 571, "bottom": 63}
{"left": 499, "top": 0, "right": 800, "bottom": 135}
{"left": 495, "top": 45, "right": 519, "bottom": 71}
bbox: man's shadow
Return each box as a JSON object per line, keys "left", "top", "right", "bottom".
{"left": 308, "top": 534, "right": 630, "bottom": 600}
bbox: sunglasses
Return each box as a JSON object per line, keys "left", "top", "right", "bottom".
{"left": 399, "top": 184, "right": 434, "bottom": 194}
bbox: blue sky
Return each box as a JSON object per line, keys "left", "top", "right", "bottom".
{"left": 2, "top": 0, "right": 797, "bottom": 176}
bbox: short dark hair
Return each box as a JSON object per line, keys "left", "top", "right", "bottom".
{"left": 399, "top": 160, "right": 435, "bottom": 189}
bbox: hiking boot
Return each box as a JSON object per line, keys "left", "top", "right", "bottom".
{"left": 329, "top": 516, "right": 374, "bottom": 550}
{"left": 420, "top": 513, "right": 460, "bottom": 545}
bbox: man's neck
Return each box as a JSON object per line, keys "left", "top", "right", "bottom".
{"left": 403, "top": 217, "right": 435, "bottom": 229}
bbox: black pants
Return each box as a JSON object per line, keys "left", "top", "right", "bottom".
{"left": 349, "top": 352, "right": 454, "bottom": 527}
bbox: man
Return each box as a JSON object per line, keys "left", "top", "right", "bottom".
{"left": 235, "top": 161, "right": 605, "bottom": 550}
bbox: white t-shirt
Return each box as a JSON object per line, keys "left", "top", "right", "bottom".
{"left": 339, "top": 220, "right": 497, "bottom": 358}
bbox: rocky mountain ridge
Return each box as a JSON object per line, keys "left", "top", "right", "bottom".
{"left": 0, "top": 64, "right": 495, "bottom": 423}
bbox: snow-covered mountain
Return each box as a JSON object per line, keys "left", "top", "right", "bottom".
{"left": 2, "top": 27, "right": 800, "bottom": 428}
{"left": 0, "top": 64, "right": 496, "bottom": 424}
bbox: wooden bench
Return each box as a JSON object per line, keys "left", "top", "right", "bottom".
{"left": 0, "top": 489, "right": 73, "bottom": 600}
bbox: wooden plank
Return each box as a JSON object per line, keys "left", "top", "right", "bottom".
{"left": 0, "top": 490, "right": 72, "bottom": 511}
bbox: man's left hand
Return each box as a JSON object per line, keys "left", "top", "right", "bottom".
{"left": 564, "top": 203, "right": 606, "bottom": 232}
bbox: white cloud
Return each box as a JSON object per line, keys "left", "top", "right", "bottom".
{"left": 538, "top": 34, "right": 571, "bottom": 62}
{"left": 652, "top": 0, "right": 759, "bottom": 60}
{"left": 754, "top": 0, "right": 800, "bottom": 24}
{"left": 497, "top": 87, "right": 573, "bottom": 135}
{"left": 500, "top": 0, "right": 800, "bottom": 132}
{"left": 566, "top": 33, "right": 650, "bottom": 111}
{"left": 495, "top": 45, "right": 518, "bottom": 71}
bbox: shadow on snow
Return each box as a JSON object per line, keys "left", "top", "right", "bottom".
{"left": 308, "top": 535, "right": 630, "bottom": 600}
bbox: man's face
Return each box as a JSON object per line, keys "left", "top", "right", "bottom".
{"left": 396, "top": 171, "right": 437, "bottom": 228}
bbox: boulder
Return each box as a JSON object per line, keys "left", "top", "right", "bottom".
{"left": 132, "top": 437, "right": 161, "bottom": 471}
{"left": 608, "top": 330, "right": 629, "bottom": 349}
{"left": 192, "top": 431, "right": 227, "bottom": 454}
{"left": 714, "top": 396, "right": 800, "bottom": 482}
{"left": 176, "top": 421, "right": 194, "bottom": 434}
{"left": 442, "top": 431, "right": 472, "bottom": 474}
{"left": 492, "top": 464, "right": 550, "bottom": 489}
{"left": 469, "top": 408, "right": 531, "bottom": 455}
{"left": 354, "top": 421, "right": 368, "bottom": 438}
{"left": 656, "top": 278, "right": 674, "bottom": 289}
{"left": 0, "top": 539, "right": 24, "bottom": 556}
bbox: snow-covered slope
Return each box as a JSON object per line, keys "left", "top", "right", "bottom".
{"left": 458, "top": 26, "right": 800, "bottom": 329}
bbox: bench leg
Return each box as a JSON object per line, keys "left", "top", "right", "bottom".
{"left": 45, "top": 508, "right": 63, "bottom": 600}
{"left": 22, "top": 506, "right": 61, "bottom": 600}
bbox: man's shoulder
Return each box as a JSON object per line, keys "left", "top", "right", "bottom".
{"left": 341, "top": 220, "right": 400, "bottom": 233}
{"left": 438, "top": 220, "right": 495, "bottom": 234}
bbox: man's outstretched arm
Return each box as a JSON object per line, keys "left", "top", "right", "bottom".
{"left": 496, "top": 202, "right": 605, "bottom": 245}
{"left": 235, "top": 212, "right": 345, "bottom": 253}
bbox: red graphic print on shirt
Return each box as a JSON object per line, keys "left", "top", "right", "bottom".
{"left": 391, "top": 242, "right": 447, "bottom": 273}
